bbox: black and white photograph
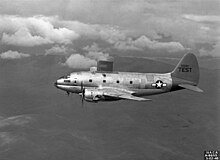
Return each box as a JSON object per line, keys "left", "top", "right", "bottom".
{"left": 0, "top": 0, "right": 219, "bottom": 160}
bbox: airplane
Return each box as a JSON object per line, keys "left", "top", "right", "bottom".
{"left": 54, "top": 53, "right": 203, "bottom": 104}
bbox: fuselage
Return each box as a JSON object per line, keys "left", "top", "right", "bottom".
{"left": 55, "top": 71, "right": 173, "bottom": 97}
{"left": 54, "top": 53, "right": 202, "bottom": 102}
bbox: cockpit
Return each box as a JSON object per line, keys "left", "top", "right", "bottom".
{"left": 54, "top": 74, "right": 71, "bottom": 86}
{"left": 59, "top": 75, "right": 70, "bottom": 79}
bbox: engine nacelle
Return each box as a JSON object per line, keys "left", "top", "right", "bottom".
{"left": 84, "top": 89, "right": 104, "bottom": 102}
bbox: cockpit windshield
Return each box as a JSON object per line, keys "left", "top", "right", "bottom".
{"left": 59, "top": 75, "right": 70, "bottom": 79}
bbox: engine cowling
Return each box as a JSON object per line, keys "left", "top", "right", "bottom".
{"left": 84, "top": 89, "right": 104, "bottom": 102}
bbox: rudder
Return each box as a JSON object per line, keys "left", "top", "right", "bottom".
{"left": 171, "top": 53, "right": 199, "bottom": 85}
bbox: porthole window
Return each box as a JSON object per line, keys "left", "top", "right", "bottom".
{"left": 102, "top": 74, "right": 106, "bottom": 77}
{"left": 116, "top": 80, "right": 119, "bottom": 83}
{"left": 130, "top": 81, "right": 133, "bottom": 84}
{"left": 103, "top": 80, "right": 106, "bottom": 83}
{"left": 89, "top": 79, "right": 92, "bottom": 82}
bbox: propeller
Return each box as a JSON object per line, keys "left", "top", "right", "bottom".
{"left": 80, "top": 81, "right": 85, "bottom": 107}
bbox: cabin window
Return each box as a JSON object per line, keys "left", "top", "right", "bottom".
{"left": 89, "top": 79, "right": 92, "bottom": 82}
{"left": 130, "top": 81, "right": 133, "bottom": 84}
{"left": 103, "top": 80, "right": 106, "bottom": 83}
{"left": 102, "top": 73, "right": 106, "bottom": 77}
{"left": 74, "top": 80, "right": 76, "bottom": 83}
{"left": 64, "top": 80, "right": 71, "bottom": 83}
{"left": 116, "top": 80, "right": 120, "bottom": 83}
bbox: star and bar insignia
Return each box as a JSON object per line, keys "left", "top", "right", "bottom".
{"left": 152, "top": 80, "right": 167, "bottom": 89}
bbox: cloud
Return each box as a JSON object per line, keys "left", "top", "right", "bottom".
{"left": 83, "top": 43, "right": 102, "bottom": 52}
{"left": 0, "top": 15, "right": 126, "bottom": 48}
{"left": 0, "top": 15, "right": 79, "bottom": 46}
{"left": 64, "top": 54, "right": 96, "bottom": 69}
{"left": 0, "top": 115, "right": 33, "bottom": 128}
{"left": 115, "top": 36, "right": 185, "bottom": 53}
{"left": 64, "top": 50, "right": 110, "bottom": 69}
{"left": 0, "top": 2, "right": 219, "bottom": 58}
{"left": 182, "top": 14, "right": 220, "bottom": 23}
{"left": 2, "top": 27, "right": 52, "bottom": 47}
{"left": 83, "top": 43, "right": 110, "bottom": 60}
{"left": 114, "top": 41, "right": 141, "bottom": 51}
{"left": 135, "top": 36, "right": 185, "bottom": 52}
{"left": 87, "top": 51, "right": 109, "bottom": 61}
{"left": 0, "top": 50, "right": 30, "bottom": 59}
{"left": 98, "top": 27, "right": 127, "bottom": 44}
{"left": 0, "top": 132, "right": 18, "bottom": 146}
{"left": 199, "top": 41, "right": 220, "bottom": 57}
{"left": 0, "top": 115, "right": 31, "bottom": 147}
{"left": 57, "top": 20, "right": 127, "bottom": 44}
{"left": 45, "top": 45, "right": 75, "bottom": 55}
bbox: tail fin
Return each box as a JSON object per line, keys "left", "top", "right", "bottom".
{"left": 171, "top": 53, "right": 203, "bottom": 92}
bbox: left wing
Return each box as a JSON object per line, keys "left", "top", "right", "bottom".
{"left": 100, "top": 87, "right": 151, "bottom": 101}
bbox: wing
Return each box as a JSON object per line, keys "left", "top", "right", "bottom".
{"left": 117, "top": 94, "right": 151, "bottom": 101}
{"left": 100, "top": 87, "right": 151, "bottom": 101}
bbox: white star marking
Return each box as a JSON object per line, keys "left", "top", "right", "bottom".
{"left": 156, "top": 81, "right": 162, "bottom": 88}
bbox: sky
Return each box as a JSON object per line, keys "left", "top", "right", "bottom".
{"left": 0, "top": 0, "right": 219, "bottom": 68}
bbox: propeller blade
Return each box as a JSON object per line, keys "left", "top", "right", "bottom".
{"left": 81, "top": 81, "right": 85, "bottom": 108}
{"left": 81, "top": 94, "right": 84, "bottom": 107}
{"left": 81, "top": 81, "right": 83, "bottom": 91}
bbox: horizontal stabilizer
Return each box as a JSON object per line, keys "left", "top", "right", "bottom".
{"left": 179, "top": 84, "right": 203, "bottom": 92}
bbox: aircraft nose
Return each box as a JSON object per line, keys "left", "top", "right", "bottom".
{"left": 54, "top": 81, "right": 58, "bottom": 87}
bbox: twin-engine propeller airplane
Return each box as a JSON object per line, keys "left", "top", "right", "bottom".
{"left": 54, "top": 53, "right": 203, "bottom": 104}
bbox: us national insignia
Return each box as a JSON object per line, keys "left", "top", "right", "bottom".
{"left": 152, "top": 80, "right": 167, "bottom": 89}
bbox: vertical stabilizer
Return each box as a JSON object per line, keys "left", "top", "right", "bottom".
{"left": 171, "top": 53, "right": 199, "bottom": 85}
